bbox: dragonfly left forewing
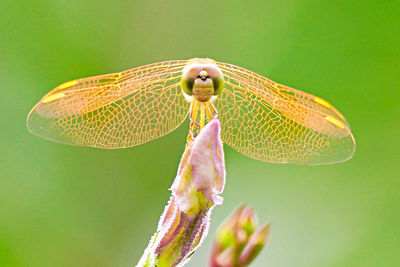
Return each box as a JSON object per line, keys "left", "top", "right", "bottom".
{"left": 215, "top": 61, "right": 355, "bottom": 164}
{"left": 27, "top": 60, "right": 190, "bottom": 149}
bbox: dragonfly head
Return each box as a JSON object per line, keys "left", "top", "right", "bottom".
{"left": 181, "top": 61, "right": 224, "bottom": 102}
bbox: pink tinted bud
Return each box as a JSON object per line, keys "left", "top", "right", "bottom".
{"left": 210, "top": 205, "right": 270, "bottom": 267}
{"left": 171, "top": 119, "right": 225, "bottom": 213}
{"left": 191, "top": 119, "right": 225, "bottom": 205}
{"left": 138, "top": 119, "right": 226, "bottom": 267}
{"left": 239, "top": 223, "right": 271, "bottom": 266}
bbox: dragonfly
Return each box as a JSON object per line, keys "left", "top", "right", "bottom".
{"left": 27, "top": 58, "right": 355, "bottom": 164}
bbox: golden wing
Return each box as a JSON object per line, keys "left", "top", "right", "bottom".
{"left": 215, "top": 61, "right": 356, "bottom": 164}
{"left": 27, "top": 60, "right": 190, "bottom": 148}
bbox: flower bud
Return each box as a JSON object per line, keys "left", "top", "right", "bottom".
{"left": 210, "top": 205, "right": 270, "bottom": 267}
{"left": 238, "top": 223, "right": 270, "bottom": 266}
{"left": 137, "top": 119, "right": 225, "bottom": 267}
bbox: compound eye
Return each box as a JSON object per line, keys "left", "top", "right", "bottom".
{"left": 181, "top": 76, "right": 194, "bottom": 95}
{"left": 203, "top": 65, "right": 224, "bottom": 95}
{"left": 212, "top": 75, "right": 224, "bottom": 95}
{"left": 183, "top": 64, "right": 202, "bottom": 79}
{"left": 203, "top": 65, "right": 221, "bottom": 79}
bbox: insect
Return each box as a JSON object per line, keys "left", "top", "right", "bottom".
{"left": 27, "top": 58, "right": 355, "bottom": 164}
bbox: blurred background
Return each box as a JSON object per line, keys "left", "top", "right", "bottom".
{"left": 1, "top": 0, "right": 399, "bottom": 266}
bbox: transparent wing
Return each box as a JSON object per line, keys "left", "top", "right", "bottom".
{"left": 27, "top": 60, "right": 190, "bottom": 148}
{"left": 215, "top": 61, "right": 356, "bottom": 164}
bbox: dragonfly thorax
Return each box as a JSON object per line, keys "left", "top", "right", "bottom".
{"left": 181, "top": 60, "right": 224, "bottom": 102}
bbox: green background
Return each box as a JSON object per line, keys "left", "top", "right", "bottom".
{"left": 1, "top": 1, "right": 399, "bottom": 266}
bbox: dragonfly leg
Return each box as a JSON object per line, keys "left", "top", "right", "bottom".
{"left": 189, "top": 101, "right": 200, "bottom": 128}
{"left": 189, "top": 113, "right": 201, "bottom": 128}
{"left": 186, "top": 101, "right": 200, "bottom": 148}
{"left": 208, "top": 102, "right": 218, "bottom": 119}
{"left": 186, "top": 130, "right": 195, "bottom": 148}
